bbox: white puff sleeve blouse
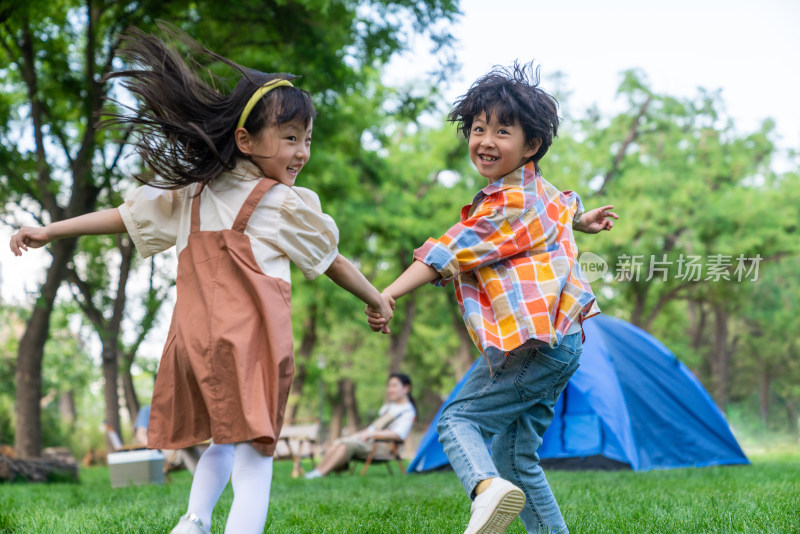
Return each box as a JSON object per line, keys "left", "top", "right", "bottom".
{"left": 118, "top": 160, "right": 340, "bottom": 283}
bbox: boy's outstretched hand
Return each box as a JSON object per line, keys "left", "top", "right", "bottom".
{"left": 366, "top": 292, "right": 395, "bottom": 334}
{"left": 574, "top": 205, "right": 618, "bottom": 234}
{"left": 9, "top": 226, "right": 51, "bottom": 256}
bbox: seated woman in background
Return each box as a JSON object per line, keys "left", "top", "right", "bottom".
{"left": 305, "top": 373, "right": 416, "bottom": 478}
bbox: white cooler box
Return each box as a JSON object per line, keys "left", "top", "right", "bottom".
{"left": 108, "top": 449, "right": 165, "bottom": 488}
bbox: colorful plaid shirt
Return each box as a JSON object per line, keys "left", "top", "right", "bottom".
{"left": 414, "top": 163, "right": 600, "bottom": 355}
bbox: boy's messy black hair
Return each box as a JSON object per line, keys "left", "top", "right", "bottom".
{"left": 448, "top": 61, "right": 559, "bottom": 172}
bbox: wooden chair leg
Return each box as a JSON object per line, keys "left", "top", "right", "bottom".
{"left": 292, "top": 456, "right": 302, "bottom": 478}
{"left": 360, "top": 443, "right": 378, "bottom": 475}
{"left": 390, "top": 442, "right": 404, "bottom": 475}
{"left": 360, "top": 456, "right": 372, "bottom": 475}
{"left": 289, "top": 440, "right": 303, "bottom": 478}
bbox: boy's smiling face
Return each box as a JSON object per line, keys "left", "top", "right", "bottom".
{"left": 468, "top": 111, "right": 541, "bottom": 182}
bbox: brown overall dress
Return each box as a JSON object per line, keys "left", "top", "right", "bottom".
{"left": 148, "top": 178, "right": 294, "bottom": 456}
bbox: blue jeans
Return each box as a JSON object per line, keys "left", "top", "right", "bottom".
{"left": 437, "top": 332, "right": 582, "bottom": 534}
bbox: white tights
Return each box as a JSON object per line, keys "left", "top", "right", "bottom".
{"left": 186, "top": 442, "right": 273, "bottom": 534}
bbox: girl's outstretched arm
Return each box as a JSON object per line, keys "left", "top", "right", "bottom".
{"left": 325, "top": 254, "right": 394, "bottom": 333}
{"left": 9, "top": 208, "right": 126, "bottom": 256}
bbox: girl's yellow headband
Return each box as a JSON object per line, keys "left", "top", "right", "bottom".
{"left": 237, "top": 79, "right": 293, "bottom": 129}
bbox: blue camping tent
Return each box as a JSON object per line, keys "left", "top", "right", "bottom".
{"left": 408, "top": 315, "right": 749, "bottom": 472}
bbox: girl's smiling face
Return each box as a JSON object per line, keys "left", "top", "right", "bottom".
{"left": 237, "top": 119, "right": 313, "bottom": 185}
{"left": 468, "top": 111, "right": 540, "bottom": 182}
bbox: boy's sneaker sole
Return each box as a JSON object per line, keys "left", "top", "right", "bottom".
{"left": 465, "top": 479, "right": 526, "bottom": 534}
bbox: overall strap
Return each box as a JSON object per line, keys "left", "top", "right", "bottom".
{"left": 190, "top": 183, "right": 206, "bottom": 234}
{"left": 232, "top": 179, "right": 278, "bottom": 233}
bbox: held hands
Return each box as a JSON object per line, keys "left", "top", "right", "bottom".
{"left": 365, "top": 291, "right": 395, "bottom": 334}
{"left": 9, "top": 226, "right": 51, "bottom": 256}
{"left": 575, "top": 205, "right": 619, "bottom": 234}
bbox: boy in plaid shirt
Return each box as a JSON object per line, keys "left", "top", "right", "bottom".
{"left": 368, "top": 62, "right": 617, "bottom": 533}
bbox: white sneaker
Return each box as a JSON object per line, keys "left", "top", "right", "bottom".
{"left": 304, "top": 469, "right": 322, "bottom": 479}
{"left": 170, "top": 513, "right": 210, "bottom": 534}
{"left": 464, "top": 478, "right": 526, "bottom": 534}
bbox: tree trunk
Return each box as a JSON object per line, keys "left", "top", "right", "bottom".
{"left": 105, "top": 238, "right": 133, "bottom": 438}
{"left": 120, "top": 353, "right": 140, "bottom": 427}
{"left": 759, "top": 369, "right": 771, "bottom": 426}
{"left": 689, "top": 300, "right": 713, "bottom": 381}
{"left": 445, "top": 290, "right": 478, "bottom": 380}
{"left": 15, "top": 238, "right": 77, "bottom": 458}
{"left": 597, "top": 95, "right": 652, "bottom": 195}
{"left": 285, "top": 303, "right": 317, "bottom": 425}
{"left": 419, "top": 386, "right": 443, "bottom": 428}
{"left": 118, "top": 255, "right": 170, "bottom": 428}
{"left": 629, "top": 284, "right": 649, "bottom": 328}
{"left": 285, "top": 366, "right": 307, "bottom": 427}
{"left": 328, "top": 390, "right": 344, "bottom": 444}
{"left": 0, "top": 455, "right": 79, "bottom": 483}
{"left": 786, "top": 400, "right": 798, "bottom": 435}
{"left": 101, "top": 343, "right": 121, "bottom": 439}
{"left": 388, "top": 295, "right": 417, "bottom": 374}
{"left": 710, "top": 306, "right": 730, "bottom": 411}
{"left": 641, "top": 282, "right": 693, "bottom": 331}
{"left": 341, "top": 378, "right": 361, "bottom": 433}
{"left": 67, "top": 236, "right": 133, "bottom": 444}
{"left": 58, "top": 391, "right": 76, "bottom": 427}
{"left": 688, "top": 300, "right": 707, "bottom": 350}
{"left": 13, "top": 2, "right": 105, "bottom": 460}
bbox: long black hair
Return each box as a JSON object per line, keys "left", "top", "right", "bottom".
{"left": 389, "top": 373, "right": 417, "bottom": 413}
{"left": 102, "top": 23, "right": 316, "bottom": 188}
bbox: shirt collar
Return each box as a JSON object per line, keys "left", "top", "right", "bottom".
{"left": 477, "top": 162, "right": 536, "bottom": 197}
{"left": 230, "top": 158, "right": 266, "bottom": 180}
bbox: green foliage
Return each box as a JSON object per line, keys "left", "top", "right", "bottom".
{"left": 727, "top": 397, "right": 800, "bottom": 451}
{"left": 731, "top": 255, "right": 800, "bottom": 423}
{"left": 545, "top": 70, "right": 799, "bottom": 423}
{"left": 0, "top": 306, "right": 24, "bottom": 445}
{"left": 38, "top": 304, "right": 101, "bottom": 452}
{"left": 0, "top": 301, "right": 105, "bottom": 455}
{"left": 0, "top": 396, "right": 14, "bottom": 447}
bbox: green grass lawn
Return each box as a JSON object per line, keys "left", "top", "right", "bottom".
{"left": 1, "top": 450, "right": 798, "bottom": 533}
